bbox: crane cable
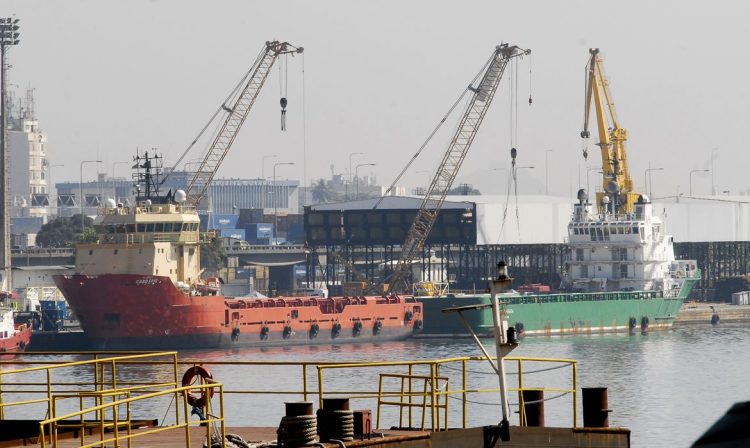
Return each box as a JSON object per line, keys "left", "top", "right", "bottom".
{"left": 374, "top": 52, "right": 497, "bottom": 209}
{"left": 162, "top": 46, "right": 268, "bottom": 185}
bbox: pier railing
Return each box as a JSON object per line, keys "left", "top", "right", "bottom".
{"left": 1, "top": 352, "right": 577, "bottom": 433}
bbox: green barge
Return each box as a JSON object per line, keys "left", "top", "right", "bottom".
{"left": 417, "top": 269, "right": 700, "bottom": 337}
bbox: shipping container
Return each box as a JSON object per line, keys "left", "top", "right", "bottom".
{"left": 219, "top": 228, "right": 246, "bottom": 240}
{"left": 200, "top": 214, "right": 239, "bottom": 231}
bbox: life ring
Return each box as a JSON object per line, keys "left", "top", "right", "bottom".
{"left": 181, "top": 366, "right": 214, "bottom": 408}
{"left": 404, "top": 311, "right": 414, "bottom": 322}
{"left": 282, "top": 325, "right": 293, "bottom": 339}
{"left": 231, "top": 327, "right": 240, "bottom": 342}
{"left": 331, "top": 322, "right": 342, "bottom": 339}
{"left": 309, "top": 323, "right": 320, "bottom": 339}
{"left": 413, "top": 319, "right": 423, "bottom": 332}
{"left": 373, "top": 320, "right": 383, "bottom": 336}
{"left": 260, "top": 325, "right": 270, "bottom": 340}
{"left": 352, "top": 321, "right": 363, "bottom": 337}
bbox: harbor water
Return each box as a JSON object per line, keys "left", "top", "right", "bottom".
{"left": 4, "top": 322, "right": 749, "bottom": 447}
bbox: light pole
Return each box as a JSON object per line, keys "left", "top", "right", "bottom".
{"left": 348, "top": 152, "right": 364, "bottom": 200}
{"left": 0, "top": 17, "right": 20, "bottom": 292}
{"left": 355, "top": 163, "right": 376, "bottom": 200}
{"left": 711, "top": 148, "right": 719, "bottom": 195}
{"left": 111, "top": 161, "right": 129, "bottom": 203}
{"left": 645, "top": 167, "right": 664, "bottom": 199}
{"left": 690, "top": 169, "right": 709, "bottom": 196}
{"left": 80, "top": 160, "right": 102, "bottom": 234}
{"left": 545, "top": 150, "right": 553, "bottom": 195}
{"left": 273, "top": 162, "right": 294, "bottom": 241}
{"left": 261, "top": 155, "right": 277, "bottom": 210}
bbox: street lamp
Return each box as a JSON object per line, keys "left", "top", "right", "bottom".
{"left": 111, "top": 161, "right": 129, "bottom": 203}
{"left": 348, "top": 152, "right": 364, "bottom": 200}
{"left": 273, "top": 162, "right": 295, "bottom": 241}
{"left": 689, "top": 169, "right": 710, "bottom": 196}
{"left": 355, "top": 163, "right": 376, "bottom": 200}
{"left": 645, "top": 167, "right": 664, "bottom": 199}
{"left": 545, "top": 150, "right": 553, "bottom": 195}
{"left": 0, "top": 18, "right": 20, "bottom": 291}
{"left": 262, "top": 155, "right": 278, "bottom": 209}
{"left": 80, "top": 160, "right": 102, "bottom": 234}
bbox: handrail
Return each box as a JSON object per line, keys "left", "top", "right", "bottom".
{"left": 2, "top": 353, "right": 577, "bottom": 433}
{"left": 38, "top": 383, "right": 225, "bottom": 448}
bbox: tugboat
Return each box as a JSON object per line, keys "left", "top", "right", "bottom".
{"left": 54, "top": 152, "right": 423, "bottom": 349}
{"left": 0, "top": 307, "right": 31, "bottom": 354}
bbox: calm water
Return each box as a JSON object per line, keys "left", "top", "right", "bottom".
{"left": 4, "top": 323, "right": 749, "bottom": 447}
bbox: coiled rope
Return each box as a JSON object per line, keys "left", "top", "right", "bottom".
{"left": 277, "top": 414, "right": 317, "bottom": 447}
{"left": 316, "top": 409, "right": 354, "bottom": 442}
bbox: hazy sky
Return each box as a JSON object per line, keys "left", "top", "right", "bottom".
{"left": 5, "top": 1, "right": 750, "bottom": 198}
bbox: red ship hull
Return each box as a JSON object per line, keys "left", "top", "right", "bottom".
{"left": 0, "top": 324, "right": 31, "bottom": 354}
{"left": 53, "top": 274, "right": 423, "bottom": 350}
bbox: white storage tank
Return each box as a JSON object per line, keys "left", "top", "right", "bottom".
{"left": 731, "top": 291, "right": 750, "bottom": 305}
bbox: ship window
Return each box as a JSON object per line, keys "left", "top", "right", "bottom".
{"left": 291, "top": 310, "right": 299, "bottom": 319}
{"left": 576, "top": 249, "right": 584, "bottom": 261}
{"left": 192, "top": 223, "right": 199, "bottom": 231}
{"left": 580, "top": 265, "right": 588, "bottom": 277}
{"left": 126, "top": 224, "right": 135, "bottom": 233}
{"left": 137, "top": 224, "right": 146, "bottom": 232}
{"left": 155, "top": 223, "right": 164, "bottom": 232}
{"left": 182, "top": 223, "right": 190, "bottom": 231}
{"left": 189, "top": 248, "right": 195, "bottom": 256}
{"left": 620, "top": 264, "right": 628, "bottom": 278}
{"left": 632, "top": 226, "right": 638, "bottom": 234}
{"left": 146, "top": 223, "right": 155, "bottom": 232}
{"left": 106, "top": 225, "right": 115, "bottom": 234}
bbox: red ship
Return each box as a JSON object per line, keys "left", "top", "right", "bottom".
{"left": 54, "top": 153, "right": 422, "bottom": 350}
{"left": 0, "top": 308, "right": 31, "bottom": 354}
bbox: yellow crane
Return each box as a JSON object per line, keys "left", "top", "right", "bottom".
{"left": 581, "top": 48, "right": 641, "bottom": 214}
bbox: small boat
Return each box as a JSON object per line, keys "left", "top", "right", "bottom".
{"left": 0, "top": 307, "right": 32, "bottom": 354}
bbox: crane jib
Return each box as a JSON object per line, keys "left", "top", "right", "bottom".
{"left": 387, "top": 44, "right": 529, "bottom": 293}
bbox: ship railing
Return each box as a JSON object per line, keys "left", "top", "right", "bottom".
{"left": 0, "top": 351, "right": 180, "bottom": 426}
{"left": 0, "top": 353, "right": 578, "bottom": 433}
{"left": 37, "top": 381, "right": 224, "bottom": 448}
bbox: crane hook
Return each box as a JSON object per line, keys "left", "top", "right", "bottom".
{"left": 280, "top": 97, "right": 288, "bottom": 131}
{"left": 510, "top": 147, "right": 517, "bottom": 167}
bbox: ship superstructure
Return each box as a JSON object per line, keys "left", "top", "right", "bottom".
{"left": 565, "top": 191, "right": 696, "bottom": 294}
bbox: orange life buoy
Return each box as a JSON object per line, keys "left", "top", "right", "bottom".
{"left": 181, "top": 365, "right": 215, "bottom": 408}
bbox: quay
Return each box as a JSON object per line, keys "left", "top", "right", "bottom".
{"left": 675, "top": 302, "right": 750, "bottom": 325}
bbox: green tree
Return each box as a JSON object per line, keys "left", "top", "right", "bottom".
{"left": 200, "top": 234, "right": 226, "bottom": 275}
{"left": 36, "top": 214, "right": 95, "bottom": 247}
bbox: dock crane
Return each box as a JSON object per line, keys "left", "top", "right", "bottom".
{"left": 581, "top": 48, "right": 640, "bottom": 214}
{"left": 163, "top": 41, "right": 303, "bottom": 206}
{"left": 386, "top": 44, "right": 530, "bottom": 293}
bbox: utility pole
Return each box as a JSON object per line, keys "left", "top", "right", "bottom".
{"left": 0, "top": 17, "right": 20, "bottom": 292}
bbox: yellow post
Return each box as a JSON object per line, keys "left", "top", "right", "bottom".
{"left": 462, "top": 359, "right": 467, "bottom": 428}
{"left": 376, "top": 374, "right": 383, "bottom": 430}
{"left": 398, "top": 375, "right": 405, "bottom": 428}
{"left": 407, "top": 363, "right": 413, "bottom": 428}
{"left": 0, "top": 369, "right": 4, "bottom": 420}
{"left": 302, "top": 364, "right": 308, "bottom": 401}
{"left": 517, "top": 359, "right": 525, "bottom": 426}
{"left": 173, "top": 353, "right": 181, "bottom": 426}
{"left": 430, "top": 363, "right": 437, "bottom": 431}
{"left": 182, "top": 390, "right": 191, "bottom": 448}
{"left": 572, "top": 361, "right": 578, "bottom": 428}
{"left": 316, "top": 366, "right": 324, "bottom": 410}
{"left": 219, "top": 386, "right": 227, "bottom": 448}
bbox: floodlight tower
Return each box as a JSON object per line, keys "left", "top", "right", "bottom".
{"left": 0, "top": 17, "right": 19, "bottom": 292}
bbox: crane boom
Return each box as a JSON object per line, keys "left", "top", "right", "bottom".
{"left": 387, "top": 44, "right": 530, "bottom": 292}
{"left": 581, "top": 48, "right": 639, "bottom": 214}
{"left": 185, "top": 41, "right": 303, "bottom": 206}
